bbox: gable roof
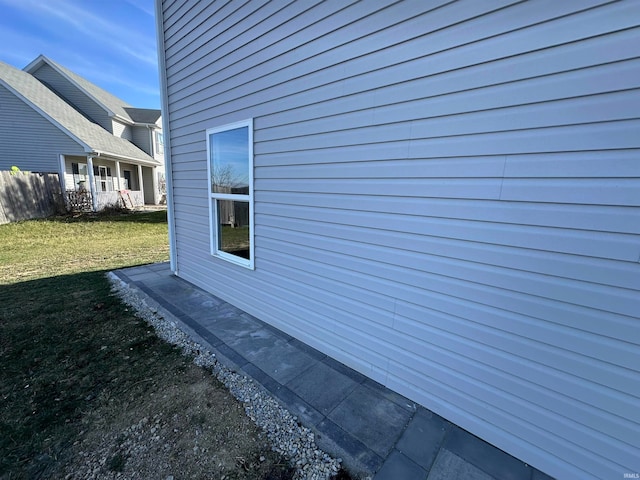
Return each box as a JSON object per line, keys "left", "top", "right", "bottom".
{"left": 24, "top": 55, "right": 158, "bottom": 126}
{"left": 0, "top": 60, "right": 159, "bottom": 165}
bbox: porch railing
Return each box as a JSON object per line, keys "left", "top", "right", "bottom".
{"left": 65, "top": 189, "right": 145, "bottom": 212}
{"left": 66, "top": 190, "right": 93, "bottom": 212}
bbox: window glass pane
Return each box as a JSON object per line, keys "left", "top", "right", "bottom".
{"left": 217, "top": 199, "right": 250, "bottom": 260}
{"left": 210, "top": 126, "right": 249, "bottom": 194}
{"left": 75, "top": 164, "right": 88, "bottom": 190}
{"left": 156, "top": 132, "right": 164, "bottom": 153}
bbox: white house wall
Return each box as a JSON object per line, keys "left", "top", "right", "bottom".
{"left": 0, "top": 84, "right": 85, "bottom": 172}
{"left": 112, "top": 119, "right": 132, "bottom": 141}
{"left": 95, "top": 190, "right": 143, "bottom": 210}
{"left": 159, "top": 1, "right": 640, "bottom": 479}
{"left": 119, "top": 162, "right": 140, "bottom": 191}
{"left": 29, "top": 63, "right": 113, "bottom": 132}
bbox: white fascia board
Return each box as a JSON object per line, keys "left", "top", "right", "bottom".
{"left": 112, "top": 114, "right": 134, "bottom": 125}
{"left": 132, "top": 122, "right": 160, "bottom": 128}
{"left": 93, "top": 150, "right": 161, "bottom": 166}
{"left": 22, "top": 54, "right": 48, "bottom": 73}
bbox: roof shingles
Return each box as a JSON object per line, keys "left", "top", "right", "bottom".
{"left": 34, "top": 57, "right": 161, "bottom": 126}
{"left": 0, "top": 60, "right": 158, "bottom": 165}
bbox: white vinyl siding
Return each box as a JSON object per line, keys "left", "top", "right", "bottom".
{"left": 0, "top": 85, "right": 85, "bottom": 172}
{"left": 112, "top": 119, "right": 132, "bottom": 140}
{"left": 65, "top": 157, "right": 89, "bottom": 191}
{"left": 159, "top": 1, "right": 640, "bottom": 479}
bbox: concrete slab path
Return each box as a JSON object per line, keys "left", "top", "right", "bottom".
{"left": 112, "top": 263, "right": 553, "bottom": 480}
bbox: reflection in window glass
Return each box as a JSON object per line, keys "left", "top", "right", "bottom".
{"left": 210, "top": 127, "right": 249, "bottom": 194}
{"left": 217, "top": 200, "right": 250, "bottom": 260}
{"left": 207, "top": 119, "right": 253, "bottom": 268}
{"left": 156, "top": 132, "right": 164, "bottom": 154}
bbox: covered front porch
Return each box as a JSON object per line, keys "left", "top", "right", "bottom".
{"left": 60, "top": 154, "right": 160, "bottom": 211}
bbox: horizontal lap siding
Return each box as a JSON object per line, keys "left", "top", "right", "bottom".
{"left": 112, "top": 120, "right": 132, "bottom": 141}
{"left": 160, "top": 1, "right": 640, "bottom": 478}
{"left": 0, "top": 86, "right": 85, "bottom": 171}
{"left": 131, "top": 126, "right": 151, "bottom": 155}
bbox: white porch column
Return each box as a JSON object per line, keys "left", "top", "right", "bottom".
{"left": 58, "top": 154, "right": 68, "bottom": 210}
{"left": 58, "top": 154, "right": 67, "bottom": 192}
{"left": 151, "top": 166, "right": 159, "bottom": 204}
{"left": 137, "top": 164, "right": 144, "bottom": 204}
{"left": 87, "top": 156, "right": 98, "bottom": 212}
{"left": 115, "top": 160, "right": 122, "bottom": 191}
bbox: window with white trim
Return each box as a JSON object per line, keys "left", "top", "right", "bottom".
{"left": 71, "top": 162, "right": 88, "bottom": 190}
{"left": 155, "top": 132, "right": 164, "bottom": 154}
{"left": 95, "top": 165, "right": 113, "bottom": 192}
{"left": 206, "top": 119, "right": 254, "bottom": 269}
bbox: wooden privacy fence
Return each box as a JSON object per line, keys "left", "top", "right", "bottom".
{"left": 0, "top": 171, "right": 65, "bottom": 224}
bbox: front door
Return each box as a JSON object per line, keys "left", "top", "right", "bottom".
{"left": 123, "top": 170, "right": 132, "bottom": 190}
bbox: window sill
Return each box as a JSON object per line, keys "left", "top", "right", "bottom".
{"left": 213, "top": 251, "right": 254, "bottom": 270}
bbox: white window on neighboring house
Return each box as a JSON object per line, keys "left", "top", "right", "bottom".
{"left": 155, "top": 131, "right": 164, "bottom": 154}
{"left": 72, "top": 162, "right": 88, "bottom": 190}
{"left": 94, "top": 165, "right": 113, "bottom": 192}
{"left": 206, "top": 119, "right": 254, "bottom": 269}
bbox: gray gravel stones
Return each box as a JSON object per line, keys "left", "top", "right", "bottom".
{"left": 108, "top": 273, "right": 342, "bottom": 480}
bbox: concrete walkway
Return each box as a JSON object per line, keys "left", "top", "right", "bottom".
{"left": 112, "top": 263, "right": 553, "bottom": 480}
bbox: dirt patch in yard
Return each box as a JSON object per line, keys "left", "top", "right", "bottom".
{"left": 58, "top": 362, "right": 293, "bottom": 480}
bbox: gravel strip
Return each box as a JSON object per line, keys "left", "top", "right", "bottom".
{"left": 108, "top": 273, "right": 343, "bottom": 480}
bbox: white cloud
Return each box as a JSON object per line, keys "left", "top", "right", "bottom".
{"left": 0, "top": 0, "right": 160, "bottom": 106}
{"left": 0, "top": 0, "right": 157, "bottom": 67}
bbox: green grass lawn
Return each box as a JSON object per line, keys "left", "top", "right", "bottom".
{"left": 0, "top": 210, "right": 297, "bottom": 480}
{"left": 0, "top": 210, "right": 299, "bottom": 480}
{"left": 0, "top": 211, "right": 171, "bottom": 477}
{"left": 219, "top": 225, "right": 250, "bottom": 258}
{"left": 0, "top": 210, "right": 169, "bottom": 284}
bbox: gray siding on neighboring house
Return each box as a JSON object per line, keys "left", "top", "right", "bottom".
{"left": 30, "top": 63, "right": 113, "bottom": 132}
{"left": 0, "top": 84, "right": 85, "bottom": 172}
{"left": 132, "top": 125, "right": 152, "bottom": 156}
{"left": 159, "top": 1, "right": 640, "bottom": 479}
{"left": 112, "top": 119, "right": 132, "bottom": 141}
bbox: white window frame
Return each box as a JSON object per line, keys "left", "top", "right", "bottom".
{"left": 95, "top": 165, "right": 113, "bottom": 192}
{"left": 72, "top": 162, "right": 89, "bottom": 190}
{"left": 206, "top": 119, "right": 254, "bottom": 269}
{"left": 155, "top": 131, "right": 164, "bottom": 154}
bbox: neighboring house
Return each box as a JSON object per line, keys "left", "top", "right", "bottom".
{"left": 156, "top": 2, "right": 640, "bottom": 479}
{"left": 0, "top": 56, "right": 164, "bottom": 210}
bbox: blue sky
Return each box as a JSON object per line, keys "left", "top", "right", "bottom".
{"left": 0, "top": 0, "right": 160, "bottom": 109}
